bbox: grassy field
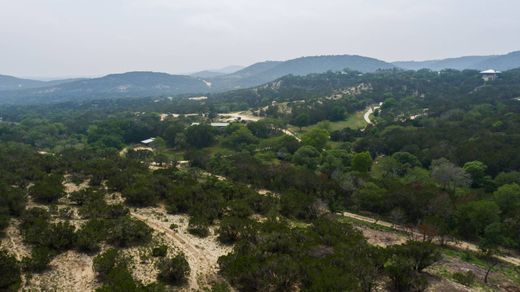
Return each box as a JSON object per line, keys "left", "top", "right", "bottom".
{"left": 289, "top": 110, "right": 367, "bottom": 136}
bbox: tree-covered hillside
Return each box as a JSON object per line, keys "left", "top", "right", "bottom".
{"left": 1, "top": 68, "right": 520, "bottom": 291}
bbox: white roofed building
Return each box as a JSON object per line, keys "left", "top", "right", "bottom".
{"left": 140, "top": 138, "right": 156, "bottom": 145}
{"left": 480, "top": 69, "right": 501, "bottom": 82}
{"left": 210, "top": 122, "right": 230, "bottom": 127}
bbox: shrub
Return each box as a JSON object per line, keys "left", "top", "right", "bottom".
{"left": 29, "top": 174, "right": 65, "bottom": 204}
{"left": 211, "top": 282, "right": 231, "bottom": 292}
{"left": 75, "top": 219, "right": 107, "bottom": 252}
{"left": 106, "top": 217, "right": 152, "bottom": 247}
{"left": 94, "top": 248, "right": 120, "bottom": 281}
{"left": 23, "top": 247, "right": 55, "bottom": 272}
{"left": 48, "top": 222, "right": 77, "bottom": 251}
{"left": 453, "top": 271, "right": 476, "bottom": 287}
{"left": 157, "top": 253, "right": 190, "bottom": 285}
{"left": 97, "top": 263, "right": 144, "bottom": 291}
{"left": 0, "top": 250, "right": 21, "bottom": 291}
{"left": 187, "top": 223, "right": 209, "bottom": 238}
{"left": 152, "top": 245, "right": 168, "bottom": 258}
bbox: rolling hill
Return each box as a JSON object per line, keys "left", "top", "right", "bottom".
{"left": 4, "top": 51, "right": 520, "bottom": 104}
{"left": 0, "top": 75, "right": 81, "bottom": 91}
{"left": 0, "top": 72, "right": 211, "bottom": 104}
{"left": 211, "top": 55, "right": 394, "bottom": 90}
{"left": 0, "top": 55, "right": 394, "bottom": 104}
{"left": 394, "top": 51, "right": 520, "bottom": 71}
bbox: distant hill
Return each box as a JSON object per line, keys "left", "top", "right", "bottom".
{"left": 0, "top": 72, "right": 210, "bottom": 104}
{"left": 475, "top": 51, "right": 520, "bottom": 71}
{"left": 213, "top": 65, "right": 244, "bottom": 74}
{"left": 190, "top": 65, "right": 245, "bottom": 78}
{"left": 0, "top": 75, "right": 85, "bottom": 91}
{"left": 0, "top": 54, "right": 394, "bottom": 104}
{"left": 394, "top": 51, "right": 520, "bottom": 71}
{"left": 212, "top": 55, "right": 394, "bottom": 90}
{"left": 190, "top": 70, "right": 226, "bottom": 78}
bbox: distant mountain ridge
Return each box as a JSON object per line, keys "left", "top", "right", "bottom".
{"left": 2, "top": 51, "right": 520, "bottom": 104}
{"left": 190, "top": 65, "right": 245, "bottom": 78}
{"left": 0, "top": 55, "right": 394, "bottom": 104}
{"left": 394, "top": 51, "right": 520, "bottom": 71}
{"left": 0, "top": 72, "right": 211, "bottom": 104}
{"left": 0, "top": 75, "right": 81, "bottom": 91}
{"left": 211, "top": 55, "right": 394, "bottom": 90}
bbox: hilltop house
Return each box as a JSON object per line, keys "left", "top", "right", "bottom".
{"left": 140, "top": 138, "right": 156, "bottom": 145}
{"left": 210, "top": 122, "right": 230, "bottom": 127}
{"left": 480, "top": 69, "right": 501, "bottom": 81}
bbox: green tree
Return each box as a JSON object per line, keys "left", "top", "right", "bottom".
{"left": 494, "top": 171, "right": 520, "bottom": 187}
{"left": 463, "top": 160, "right": 488, "bottom": 187}
{"left": 23, "top": 247, "right": 54, "bottom": 272}
{"left": 293, "top": 113, "right": 310, "bottom": 130}
{"left": 223, "top": 127, "right": 258, "bottom": 149}
{"left": 493, "top": 183, "right": 520, "bottom": 217}
{"left": 94, "top": 248, "right": 120, "bottom": 281}
{"left": 431, "top": 158, "right": 470, "bottom": 191}
{"left": 479, "top": 223, "right": 505, "bottom": 284}
{"left": 391, "top": 152, "right": 421, "bottom": 169}
{"left": 106, "top": 217, "right": 152, "bottom": 247}
{"left": 186, "top": 125, "right": 215, "bottom": 148}
{"left": 29, "top": 174, "right": 65, "bottom": 204}
{"left": 122, "top": 176, "right": 159, "bottom": 207}
{"left": 301, "top": 128, "right": 329, "bottom": 150}
{"left": 319, "top": 149, "right": 351, "bottom": 175}
{"left": 455, "top": 200, "right": 501, "bottom": 239}
{"left": 163, "top": 123, "right": 185, "bottom": 147}
{"left": 0, "top": 250, "right": 21, "bottom": 291}
{"left": 351, "top": 151, "right": 373, "bottom": 172}
{"left": 292, "top": 145, "right": 321, "bottom": 170}
{"left": 351, "top": 182, "right": 389, "bottom": 213}
{"left": 48, "top": 222, "right": 77, "bottom": 251}
{"left": 247, "top": 119, "right": 282, "bottom": 138}
{"left": 157, "top": 253, "right": 190, "bottom": 285}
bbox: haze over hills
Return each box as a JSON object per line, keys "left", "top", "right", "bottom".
{"left": 1, "top": 51, "right": 520, "bottom": 105}
{"left": 0, "top": 75, "right": 82, "bottom": 91}
{"left": 0, "top": 72, "right": 211, "bottom": 104}
{"left": 394, "top": 51, "right": 520, "bottom": 71}
{"left": 0, "top": 55, "right": 394, "bottom": 104}
{"left": 189, "top": 65, "right": 245, "bottom": 79}
{"left": 211, "top": 55, "right": 395, "bottom": 90}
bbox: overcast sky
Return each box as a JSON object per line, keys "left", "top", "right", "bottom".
{"left": 1, "top": 0, "right": 519, "bottom": 78}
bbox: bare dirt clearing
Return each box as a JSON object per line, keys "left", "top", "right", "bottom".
{"left": 130, "top": 207, "right": 233, "bottom": 291}
{"left": 26, "top": 251, "right": 98, "bottom": 292}
{"left": 356, "top": 226, "right": 407, "bottom": 247}
{"left": 342, "top": 211, "right": 520, "bottom": 266}
{"left": 426, "top": 255, "right": 520, "bottom": 292}
{"left": 348, "top": 215, "right": 520, "bottom": 291}
{"left": 218, "top": 111, "right": 262, "bottom": 122}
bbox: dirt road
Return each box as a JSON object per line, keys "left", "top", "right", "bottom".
{"left": 130, "top": 208, "right": 232, "bottom": 291}
{"left": 363, "top": 103, "right": 382, "bottom": 125}
{"left": 341, "top": 211, "right": 520, "bottom": 266}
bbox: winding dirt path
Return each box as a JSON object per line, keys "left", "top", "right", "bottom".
{"left": 130, "top": 208, "right": 232, "bottom": 291}
{"left": 341, "top": 211, "right": 520, "bottom": 266}
{"left": 281, "top": 128, "right": 301, "bottom": 142}
{"left": 363, "top": 103, "right": 382, "bottom": 125}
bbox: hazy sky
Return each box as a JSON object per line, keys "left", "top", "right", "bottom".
{"left": 1, "top": 0, "right": 519, "bottom": 78}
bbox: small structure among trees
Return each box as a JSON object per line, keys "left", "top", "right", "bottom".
{"left": 140, "top": 137, "right": 156, "bottom": 145}
{"left": 480, "top": 69, "right": 501, "bottom": 81}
